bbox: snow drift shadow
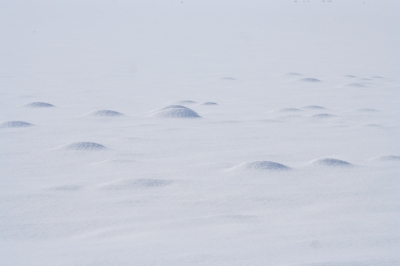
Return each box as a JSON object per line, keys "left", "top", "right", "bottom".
{"left": 24, "top": 102, "right": 55, "bottom": 108}
{"left": 99, "top": 178, "right": 173, "bottom": 190}
{"left": 230, "top": 161, "right": 291, "bottom": 171}
{"left": 1, "top": 121, "right": 34, "bottom": 128}
{"left": 58, "top": 142, "right": 108, "bottom": 151}
{"left": 86, "top": 110, "right": 124, "bottom": 117}
{"left": 310, "top": 158, "right": 354, "bottom": 168}
{"left": 149, "top": 105, "right": 201, "bottom": 118}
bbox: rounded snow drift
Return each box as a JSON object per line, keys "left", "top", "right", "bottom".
{"left": 355, "top": 108, "right": 378, "bottom": 112}
{"left": 375, "top": 155, "right": 400, "bottom": 162}
{"left": 25, "top": 102, "right": 55, "bottom": 108}
{"left": 133, "top": 179, "right": 172, "bottom": 187}
{"left": 311, "top": 114, "right": 336, "bottom": 119}
{"left": 61, "top": 142, "right": 108, "bottom": 151}
{"left": 200, "top": 102, "right": 218, "bottom": 106}
{"left": 150, "top": 107, "right": 201, "bottom": 118}
{"left": 310, "top": 158, "right": 353, "bottom": 168}
{"left": 231, "top": 161, "right": 291, "bottom": 171}
{"left": 302, "top": 105, "right": 325, "bottom": 110}
{"left": 285, "top": 72, "right": 302, "bottom": 76}
{"left": 89, "top": 110, "right": 124, "bottom": 117}
{"left": 174, "top": 100, "right": 197, "bottom": 105}
{"left": 346, "top": 83, "right": 367, "bottom": 88}
{"left": 152, "top": 105, "right": 191, "bottom": 113}
{"left": 273, "top": 108, "right": 302, "bottom": 113}
{"left": 1, "top": 121, "right": 34, "bottom": 128}
{"left": 364, "top": 124, "right": 385, "bottom": 128}
{"left": 299, "top": 78, "right": 321, "bottom": 82}
{"left": 100, "top": 179, "right": 172, "bottom": 190}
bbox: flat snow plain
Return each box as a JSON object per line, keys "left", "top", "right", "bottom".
{"left": 1, "top": 0, "right": 399, "bottom": 265}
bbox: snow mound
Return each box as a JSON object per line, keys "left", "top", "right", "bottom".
{"left": 61, "top": 142, "right": 108, "bottom": 151}
{"left": 302, "top": 105, "right": 325, "bottom": 110}
{"left": 355, "top": 108, "right": 379, "bottom": 112}
{"left": 231, "top": 161, "right": 291, "bottom": 171}
{"left": 310, "top": 158, "right": 354, "bottom": 168}
{"left": 200, "top": 102, "right": 218, "bottom": 106}
{"left": 311, "top": 113, "right": 336, "bottom": 119}
{"left": 100, "top": 179, "right": 172, "bottom": 190}
{"left": 273, "top": 108, "right": 302, "bottom": 113}
{"left": 150, "top": 107, "right": 201, "bottom": 118}
{"left": 299, "top": 78, "right": 321, "bottom": 82}
{"left": 49, "top": 185, "right": 82, "bottom": 191}
{"left": 285, "top": 72, "right": 302, "bottom": 76}
{"left": 133, "top": 179, "right": 172, "bottom": 187}
{"left": 24, "top": 102, "right": 55, "bottom": 108}
{"left": 375, "top": 155, "right": 400, "bottom": 162}
{"left": 221, "top": 77, "right": 237, "bottom": 80}
{"left": 1, "top": 121, "right": 34, "bottom": 128}
{"left": 364, "top": 124, "right": 385, "bottom": 128}
{"left": 152, "top": 105, "right": 191, "bottom": 112}
{"left": 346, "top": 83, "right": 367, "bottom": 88}
{"left": 174, "top": 100, "right": 197, "bottom": 105}
{"left": 344, "top": 75, "right": 357, "bottom": 78}
{"left": 88, "top": 110, "right": 124, "bottom": 117}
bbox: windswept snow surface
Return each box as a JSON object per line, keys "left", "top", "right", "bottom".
{"left": 1, "top": 0, "right": 399, "bottom": 265}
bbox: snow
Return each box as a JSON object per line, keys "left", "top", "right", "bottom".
{"left": 24, "top": 102, "right": 55, "bottom": 108}
{"left": 1, "top": 0, "right": 399, "bottom": 265}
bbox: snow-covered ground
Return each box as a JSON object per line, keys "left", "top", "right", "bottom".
{"left": 1, "top": 0, "right": 399, "bottom": 265}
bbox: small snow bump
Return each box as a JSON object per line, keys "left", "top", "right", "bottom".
{"left": 346, "top": 83, "right": 367, "bottom": 88}
{"left": 310, "top": 158, "right": 354, "bottom": 168}
{"left": 285, "top": 72, "right": 302, "bottom": 76}
{"left": 49, "top": 185, "right": 82, "bottom": 191}
{"left": 280, "top": 108, "right": 301, "bottom": 112}
{"left": 231, "top": 161, "right": 291, "bottom": 171}
{"left": 302, "top": 105, "right": 326, "bottom": 110}
{"left": 100, "top": 179, "right": 172, "bottom": 190}
{"left": 88, "top": 110, "right": 124, "bottom": 117}
{"left": 355, "top": 108, "right": 379, "bottom": 112}
{"left": 174, "top": 100, "right": 197, "bottom": 105}
{"left": 311, "top": 113, "right": 336, "bottom": 119}
{"left": 271, "top": 108, "right": 302, "bottom": 113}
{"left": 375, "top": 155, "right": 400, "bottom": 162}
{"left": 149, "top": 107, "right": 201, "bottom": 118}
{"left": 200, "top": 102, "right": 218, "bottom": 106}
{"left": 1, "top": 121, "right": 34, "bottom": 128}
{"left": 24, "top": 102, "right": 55, "bottom": 108}
{"left": 364, "top": 124, "right": 385, "bottom": 128}
{"left": 299, "top": 78, "right": 321, "bottom": 82}
{"left": 60, "top": 142, "right": 108, "bottom": 151}
{"left": 151, "top": 105, "right": 191, "bottom": 113}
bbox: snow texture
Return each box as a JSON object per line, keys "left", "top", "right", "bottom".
{"left": 24, "top": 102, "right": 55, "bottom": 108}
{"left": 1, "top": 0, "right": 399, "bottom": 265}
{"left": 231, "top": 161, "right": 291, "bottom": 171}
{"left": 60, "top": 142, "right": 108, "bottom": 151}
{"left": 87, "top": 110, "right": 124, "bottom": 117}
{"left": 1, "top": 121, "right": 34, "bottom": 128}
{"left": 310, "top": 158, "right": 354, "bottom": 168}
{"left": 149, "top": 106, "right": 201, "bottom": 118}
